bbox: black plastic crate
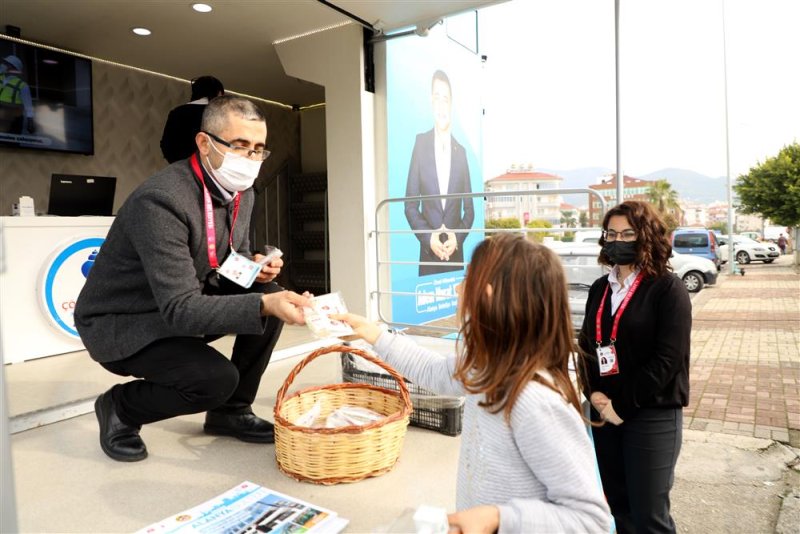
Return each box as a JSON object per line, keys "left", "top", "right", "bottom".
{"left": 340, "top": 352, "right": 464, "bottom": 436}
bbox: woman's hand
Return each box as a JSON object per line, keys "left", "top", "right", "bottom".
{"left": 591, "top": 392, "right": 623, "bottom": 425}
{"left": 601, "top": 400, "right": 624, "bottom": 425}
{"left": 447, "top": 505, "right": 500, "bottom": 534}
{"left": 329, "top": 313, "right": 384, "bottom": 345}
{"left": 590, "top": 391, "right": 610, "bottom": 412}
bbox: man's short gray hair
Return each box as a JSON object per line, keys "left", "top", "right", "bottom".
{"left": 202, "top": 95, "right": 265, "bottom": 135}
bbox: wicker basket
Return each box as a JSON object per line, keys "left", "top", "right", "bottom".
{"left": 273, "top": 344, "right": 412, "bottom": 484}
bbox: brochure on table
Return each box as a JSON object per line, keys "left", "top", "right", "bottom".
{"left": 136, "top": 480, "right": 348, "bottom": 534}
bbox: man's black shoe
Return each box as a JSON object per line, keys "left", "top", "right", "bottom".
{"left": 94, "top": 390, "right": 148, "bottom": 462}
{"left": 203, "top": 411, "right": 275, "bottom": 444}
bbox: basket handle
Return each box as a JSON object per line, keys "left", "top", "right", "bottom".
{"left": 274, "top": 344, "right": 412, "bottom": 413}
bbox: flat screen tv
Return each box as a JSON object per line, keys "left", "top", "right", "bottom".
{"left": 48, "top": 174, "right": 115, "bottom": 216}
{"left": 0, "top": 38, "right": 93, "bottom": 154}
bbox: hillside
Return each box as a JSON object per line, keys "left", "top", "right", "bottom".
{"left": 538, "top": 167, "right": 729, "bottom": 205}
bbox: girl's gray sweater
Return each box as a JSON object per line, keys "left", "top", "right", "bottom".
{"left": 373, "top": 332, "right": 611, "bottom": 534}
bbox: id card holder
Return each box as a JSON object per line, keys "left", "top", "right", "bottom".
{"left": 217, "top": 251, "right": 262, "bottom": 289}
{"left": 597, "top": 345, "right": 619, "bottom": 376}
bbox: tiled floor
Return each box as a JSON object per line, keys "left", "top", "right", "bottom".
{"left": 684, "top": 255, "right": 800, "bottom": 445}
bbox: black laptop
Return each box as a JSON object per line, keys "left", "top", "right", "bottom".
{"left": 47, "top": 174, "right": 116, "bottom": 216}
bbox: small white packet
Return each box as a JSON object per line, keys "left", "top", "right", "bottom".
{"left": 294, "top": 400, "right": 322, "bottom": 427}
{"left": 257, "top": 245, "right": 283, "bottom": 265}
{"left": 324, "top": 405, "right": 384, "bottom": 428}
{"left": 303, "top": 292, "right": 354, "bottom": 338}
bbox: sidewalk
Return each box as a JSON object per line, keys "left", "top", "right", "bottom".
{"left": 685, "top": 253, "right": 800, "bottom": 446}
{"left": 670, "top": 253, "right": 800, "bottom": 533}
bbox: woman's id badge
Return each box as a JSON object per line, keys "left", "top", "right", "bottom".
{"left": 597, "top": 345, "right": 619, "bottom": 376}
{"left": 217, "top": 251, "right": 262, "bottom": 289}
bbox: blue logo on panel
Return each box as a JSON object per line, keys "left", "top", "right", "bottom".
{"left": 39, "top": 237, "right": 104, "bottom": 338}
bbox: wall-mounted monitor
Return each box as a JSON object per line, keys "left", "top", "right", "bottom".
{"left": 0, "top": 38, "right": 93, "bottom": 155}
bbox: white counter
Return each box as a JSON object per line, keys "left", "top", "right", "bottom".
{"left": 0, "top": 216, "right": 114, "bottom": 364}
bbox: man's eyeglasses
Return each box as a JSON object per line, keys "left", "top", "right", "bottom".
{"left": 604, "top": 229, "right": 637, "bottom": 242}
{"left": 204, "top": 131, "right": 271, "bottom": 161}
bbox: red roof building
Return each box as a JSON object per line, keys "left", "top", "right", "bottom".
{"left": 485, "top": 165, "right": 564, "bottom": 226}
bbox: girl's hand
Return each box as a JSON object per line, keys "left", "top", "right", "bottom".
{"left": 329, "top": 313, "right": 384, "bottom": 345}
{"left": 447, "top": 505, "right": 500, "bottom": 534}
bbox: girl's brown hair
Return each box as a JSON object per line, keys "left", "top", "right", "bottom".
{"left": 453, "top": 234, "right": 583, "bottom": 421}
{"left": 598, "top": 200, "right": 673, "bottom": 278}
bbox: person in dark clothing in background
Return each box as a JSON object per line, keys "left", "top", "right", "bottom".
{"left": 578, "top": 200, "right": 692, "bottom": 534}
{"left": 160, "top": 75, "right": 224, "bottom": 163}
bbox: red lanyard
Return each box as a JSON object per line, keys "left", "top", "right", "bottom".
{"left": 595, "top": 271, "right": 644, "bottom": 346}
{"left": 189, "top": 154, "right": 240, "bottom": 269}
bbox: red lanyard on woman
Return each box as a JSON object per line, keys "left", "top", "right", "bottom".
{"left": 189, "top": 153, "right": 240, "bottom": 269}
{"left": 595, "top": 271, "right": 644, "bottom": 346}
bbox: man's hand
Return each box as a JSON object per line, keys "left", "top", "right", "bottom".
{"left": 260, "top": 290, "right": 311, "bottom": 325}
{"left": 329, "top": 313, "right": 384, "bottom": 345}
{"left": 429, "top": 231, "right": 448, "bottom": 260}
{"left": 447, "top": 505, "right": 500, "bottom": 534}
{"left": 254, "top": 256, "right": 283, "bottom": 284}
{"left": 442, "top": 231, "right": 458, "bottom": 258}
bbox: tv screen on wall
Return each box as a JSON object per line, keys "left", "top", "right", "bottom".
{"left": 0, "top": 38, "right": 93, "bottom": 155}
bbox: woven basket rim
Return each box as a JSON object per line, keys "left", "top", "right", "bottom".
{"left": 273, "top": 344, "right": 412, "bottom": 433}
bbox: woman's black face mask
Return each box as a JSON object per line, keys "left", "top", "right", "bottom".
{"left": 602, "top": 241, "right": 637, "bottom": 265}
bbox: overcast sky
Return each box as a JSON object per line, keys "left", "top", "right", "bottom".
{"left": 479, "top": 0, "right": 800, "bottom": 181}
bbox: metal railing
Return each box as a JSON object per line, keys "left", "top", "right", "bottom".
{"left": 371, "top": 188, "right": 608, "bottom": 332}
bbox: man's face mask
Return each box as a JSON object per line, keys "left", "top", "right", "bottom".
{"left": 205, "top": 136, "right": 263, "bottom": 192}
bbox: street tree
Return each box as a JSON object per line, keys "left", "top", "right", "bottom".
{"left": 526, "top": 219, "right": 554, "bottom": 243}
{"left": 646, "top": 179, "right": 680, "bottom": 213}
{"left": 560, "top": 210, "right": 578, "bottom": 228}
{"left": 735, "top": 142, "right": 800, "bottom": 227}
{"left": 646, "top": 179, "right": 681, "bottom": 233}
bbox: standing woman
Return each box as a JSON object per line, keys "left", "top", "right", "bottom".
{"left": 578, "top": 200, "right": 691, "bottom": 533}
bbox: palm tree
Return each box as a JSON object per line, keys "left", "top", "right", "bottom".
{"left": 560, "top": 210, "right": 578, "bottom": 228}
{"left": 647, "top": 179, "right": 682, "bottom": 231}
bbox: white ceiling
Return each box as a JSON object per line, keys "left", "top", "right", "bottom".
{"left": 0, "top": 0, "right": 501, "bottom": 107}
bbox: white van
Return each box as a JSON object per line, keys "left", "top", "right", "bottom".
{"left": 572, "top": 229, "right": 603, "bottom": 244}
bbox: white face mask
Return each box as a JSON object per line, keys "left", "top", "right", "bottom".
{"left": 206, "top": 136, "right": 263, "bottom": 192}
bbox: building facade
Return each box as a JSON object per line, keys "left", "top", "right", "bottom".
{"left": 588, "top": 174, "right": 655, "bottom": 225}
{"left": 485, "top": 165, "right": 564, "bottom": 227}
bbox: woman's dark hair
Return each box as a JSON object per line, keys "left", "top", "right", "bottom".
{"left": 453, "top": 234, "right": 583, "bottom": 422}
{"left": 598, "top": 200, "right": 673, "bottom": 278}
{"left": 191, "top": 76, "right": 224, "bottom": 101}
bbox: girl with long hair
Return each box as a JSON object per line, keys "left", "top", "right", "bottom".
{"left": 335, "top": 233, "right": 610, "bottom": 534}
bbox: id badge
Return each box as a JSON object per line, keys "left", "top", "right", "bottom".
{"left": 597, "top": 345, "right": 619, "bottom": 376}
{"left": 217, "top": 251, "right": 262, "bottom": 289}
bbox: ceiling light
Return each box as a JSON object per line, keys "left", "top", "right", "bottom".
{"left": 132, "top": 27, "right": 151, "bottom": 36}
{"left": 192, "top": 3, "right": 213, "bottom": 13}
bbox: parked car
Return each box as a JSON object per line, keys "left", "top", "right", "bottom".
{"left": 670, "top": 251, "right": 717, "bottom": 292}
{"left": 672, "top": 228, "right": 721, "bottom": 270}
{"left": 548, "top": 243, "right": 606, "bottom": 333}
{"left": 717, "top": 235, "right": 780, "bottom": 264}
{"left": 572, "top": 229, "right": 603, "bottom": 244}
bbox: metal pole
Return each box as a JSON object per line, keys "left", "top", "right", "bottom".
{"left": 615, "top": 0, "right": 624, "bottom": 206}
{"left": 722, "top": 0, "right": 735, "bottom": 275}
{"left": 0, "top": 223, "right": 18, "bottom": 533}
